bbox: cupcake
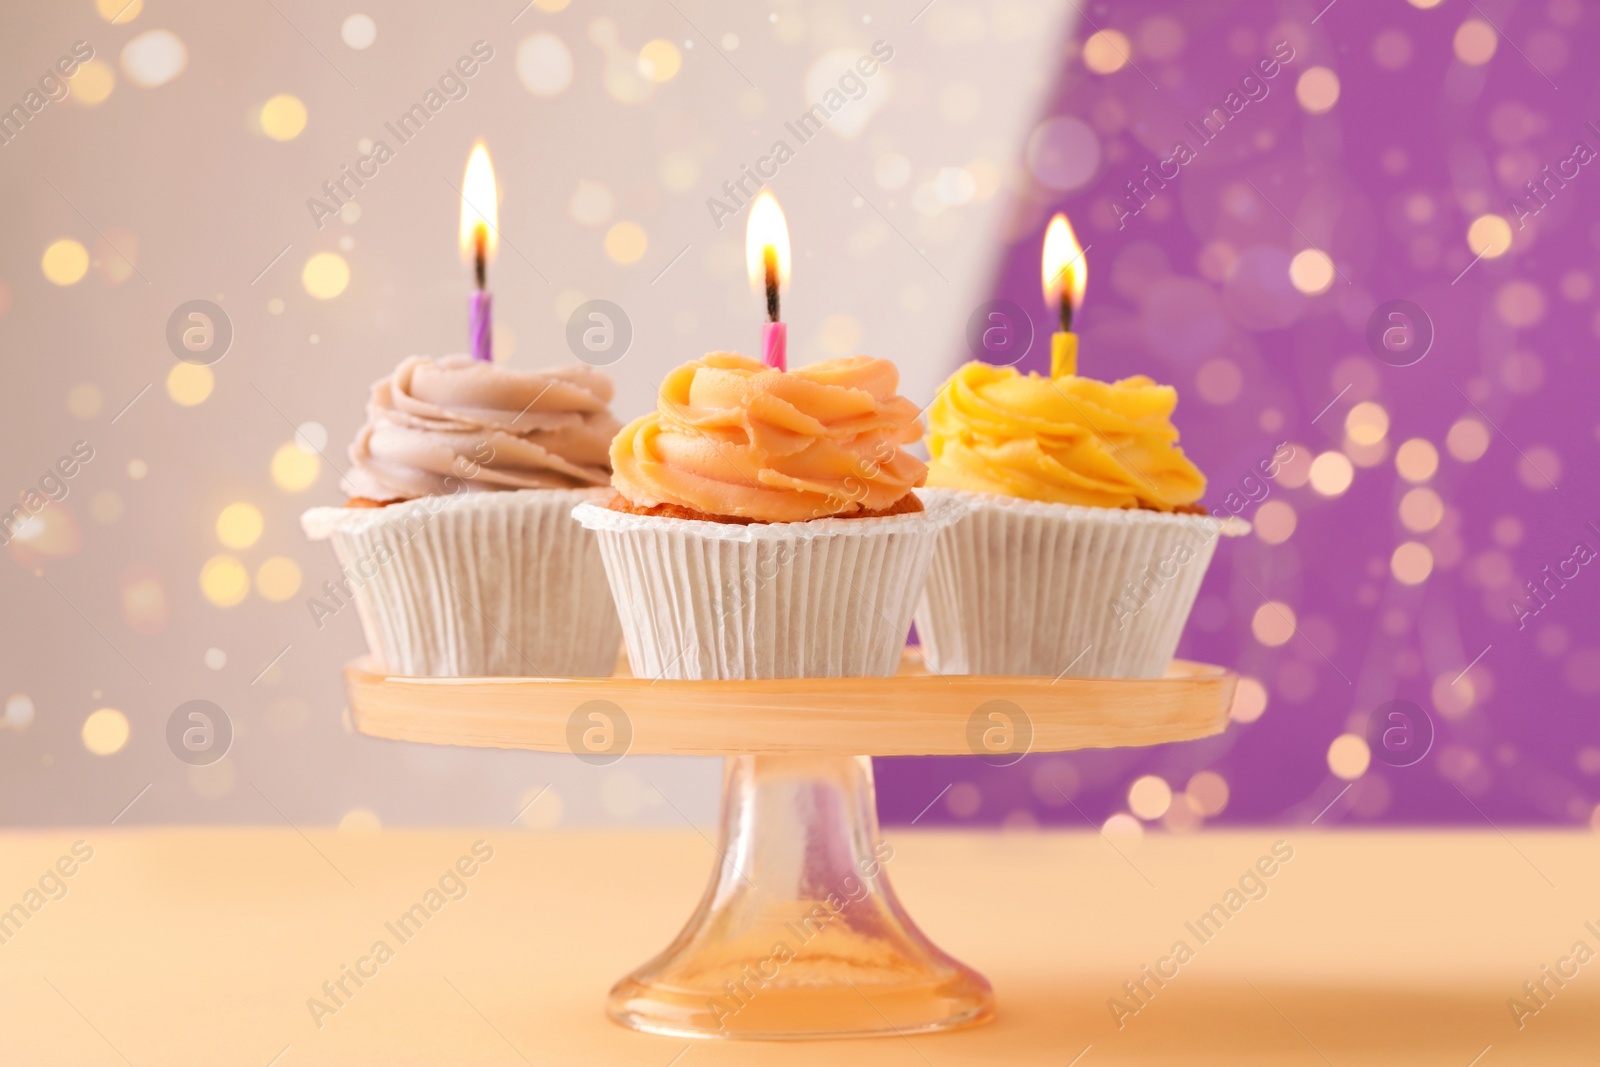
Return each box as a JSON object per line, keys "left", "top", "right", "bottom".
{"left": 301, "top": 354, "right": 623, "bottom": 678}
{"left": 573, "top": 352, "right": 961, "bottom": 680}
{"left": 912, "top": 361, "right": 1243, "bottom": 679}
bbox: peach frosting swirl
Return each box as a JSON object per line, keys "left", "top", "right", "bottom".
{"left": 925, "top": 361, "right": 1206, "bottom": 511}
{"left": 610, "top": 352, "right": 928, "bottom": 523}
{"left": 341, "top": 355, "right": 620, "bottom": 502}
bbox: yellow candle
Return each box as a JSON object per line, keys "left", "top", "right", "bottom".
{"left": 1041, "top": 213, "right": 1087, "bottom": 379}
{"left": 1050, "top": 331, "right": 1077, "bottom": 379}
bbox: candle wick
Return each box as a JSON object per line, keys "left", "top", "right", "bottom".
{"left": 474, "top": 224, "right": 487, "bottom": 290}
{"left": 763, "top": 246, "right": 780, "bottom": 323}
{"left": 1059, "top": 294, "right": 1072, "bottom": 334}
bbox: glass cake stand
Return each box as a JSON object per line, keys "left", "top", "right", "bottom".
{"left": 344, "top": 649, "right": 1236, "bottom": 1041}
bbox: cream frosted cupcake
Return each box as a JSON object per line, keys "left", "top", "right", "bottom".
{"left": 302, "top": 354, "right": 623, "bottom": 678}
{"left": 573, "top": 352, "right": 960, "bottom": 680}
{"left": 913, "top": 361, "right": 1242, "bottom": 679}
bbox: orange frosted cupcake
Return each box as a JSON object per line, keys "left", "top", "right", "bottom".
{"left": 573, "top": 352, "right": 961, "bottom": 680}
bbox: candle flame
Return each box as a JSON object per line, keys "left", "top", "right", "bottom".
{"left": 745, "top": 189, "right": 791, "bottom": 296}
{"left": 1041, "top": 213, "right": 1087, "bottom": 312}
{"left": 459, "top": 141, "right": 498, "bottom": 264}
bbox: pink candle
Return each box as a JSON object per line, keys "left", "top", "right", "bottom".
{"left": 469, "top": 289, "right": 493, "bottom": 362}
{"left": 762, "top": 321, "right": 786, "bottom": 372}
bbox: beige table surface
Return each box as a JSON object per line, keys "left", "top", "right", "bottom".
{"left": 0, "top": 828, "right": 1595, "bottom": 1065}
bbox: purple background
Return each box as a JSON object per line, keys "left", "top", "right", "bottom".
{"left": 881, "top": 0, "right": 1600, "bottom": 829}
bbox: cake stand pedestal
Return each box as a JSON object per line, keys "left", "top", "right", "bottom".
{"left": 344, "top": 651, "right": 1235, "bottom": 1041}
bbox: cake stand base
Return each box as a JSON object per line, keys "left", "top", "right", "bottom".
{"left": 607, "top": 754, "right": 994, "bottom": 1040}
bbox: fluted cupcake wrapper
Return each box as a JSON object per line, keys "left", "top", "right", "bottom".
{"left": 573, "top": 496, "right": 963, "bottom": 680}
{"left": 913, "top": 488, "right": 1247, "bottom": 679}
{"left": 301, "top": 488, "right": 621, "bottom": 678}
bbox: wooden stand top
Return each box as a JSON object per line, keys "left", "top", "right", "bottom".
{"left": 344, "top": 649, "right": 1236, "bottom": 756}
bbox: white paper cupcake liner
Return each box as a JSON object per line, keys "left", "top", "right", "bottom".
{"left": 572, "top": 496, "right": 963, "bottom": 680}
{"left": 301, "top": 488, "right": 621, "bottom": 678}
{"left": 913, "top": 488, "right": 1247, "bottom": 679}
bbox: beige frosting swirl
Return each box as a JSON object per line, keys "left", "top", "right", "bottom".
{"left": 610, "top": 352, "right": 927, "bottom": 522}
{"left": 341, "top": 355, "right": 619, "bottom": 501}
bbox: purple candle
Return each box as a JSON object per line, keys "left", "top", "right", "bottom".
{"left": 469, "top": 289, "right": 492, "bottom": 363}
{"left": 459, "top": 141, "right": 498, "bottom": 362}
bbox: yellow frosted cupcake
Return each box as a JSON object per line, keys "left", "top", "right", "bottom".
{"left": 574, "top": 352, "right": 961, "bottom": 680}
{"left": 914, "top": 361, "right": 1242, "bottom": 679}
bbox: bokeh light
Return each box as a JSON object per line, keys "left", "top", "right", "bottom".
{"left": 341, "top": 14, "right": 377, "bottom": 49}
{"left": 1453, "top": 20, "right": 1498, "bottom": 65}
{"left": 68, "top": 383, "right": 104, "bottom": 419}
{"left": 638, "top": 39, "right": 681, "bottom": 82}
{"left": 82, "top": 708, "right": 130, "bottom": 756}
{"left": 568, "top": 180, "right": 615, "bottom": 227}
{"left": 119, "top": 564, "right": 167, "bottom": 634}
{"left": 1288, "top": 249, "right": 1335, "bottom": 294}
{"left": 5, "top": 694, "right": 36, "bottom": 731}
{"left": 1251, "top": 602, "right": 1296, "bottom": 647}
{"left": 1391, "top": 542, "right": 1434, "bottom": 585}
{"left": 70, "top": 60, "right": 115, "bottom": 106}
{"left": 260, "top": 94, "right": 308, "bottom": 141}
{"left": 98, "top": 0, "right": 142, "bottom": 20}
{"left": 1395, "top": 438, "right": 1439, "bottom": 482}
{"left": 1295, "top": 67, "right": 1340, "bottom": 113}
{"left": 216, "top": 502, "right": 263, "bottom": 548}
{"left": 1182, "top": 773, "right": 1227, "bottom": 818}
{"left": 604, "top": 221, "right": 648, "bottom": 264}
{"left": 42, "top": 239, "right": 90, "bottom": 285}
{"left": 518, "top": 33, "right": 574, "bottom": 96}
{"left": 256, "top": 557, "right": 302, "bottom": 601}
{"left": 1082, "top": 29, "right": 1132, "bottom": 74}
{"left": 200, "top": 555, "right": 250, "bottom": 607}
{"left": 1344, "top": 402, "right": 1389, "bottom": 445}
{"left": 1101, "top": 812, "right": 1144, "bottom": 846}
{"left": 1128, "top": 776, "right": 1172, "bottom": 820}
{"left": 1228, "top": 676, "right": 1267, "bottom": 723}
{"left": 1468, "top": 214, "right": 1512, "bottom": 258}
{"left": 1327, "top": 734, "right": 1371, "bottom": 779}
{"left": 1518, "top": 446, "right": 1560, "bottom": 490}
{"left": 271, "top": 443, "right": 320, "bottom": 491}
{"left": 1253, "top": 499, "right": 1297, "bottom": 544}
{"left": 1446, "top": 417, "right": 1490, "bottom": 462}
{"left": 120, "top": 29, "right": 187, "bottom": 88}
{"left": 1495, "top": 281, "right": 1546, "bottom": 327}
{"left": 1308, "top": 451, "right": 1354, "bottom": 496}
{"left": 1399, "top": 488, "right": 1444, "bottom": 532}
{"left": 302, "top": 252, "right": 350, "bottom": 299}
{"left": 166, "top": 362, "right": 214, "bottom": 406}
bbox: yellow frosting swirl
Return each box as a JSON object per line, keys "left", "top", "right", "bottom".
{"left": 925, "top": 361, "right": 1205, "bottom": 511}
{"left": 611, "top": 352, "right": 927, "bottom": 523}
